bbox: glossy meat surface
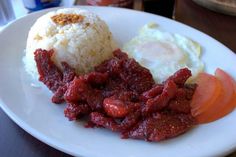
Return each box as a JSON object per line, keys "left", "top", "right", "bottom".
{"left": 34, "top": 49, "right": 196, "bottom": 142}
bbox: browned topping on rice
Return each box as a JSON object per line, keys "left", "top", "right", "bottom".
{"left": 51, "top": 14, "right": 84, "bottom": 26}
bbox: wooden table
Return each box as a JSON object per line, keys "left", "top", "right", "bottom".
{"left": 1, "top": 0, "right": 236, "bottom": 157}
{"left": 174, "top": 0, "right": 236, "bottom": 53}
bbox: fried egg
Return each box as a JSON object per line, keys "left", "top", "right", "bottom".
{"left": 123, "top": 23, "right": 204, "bottom": 83}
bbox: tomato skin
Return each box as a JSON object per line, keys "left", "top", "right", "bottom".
{"left": 191, "top": 69, "right": 236, "bottom": 124}
{"left": 196, "top": 68, "right": 236, "bottom": 123}
{"left": 190, "top": 73, "right": 222, "bottom": 117}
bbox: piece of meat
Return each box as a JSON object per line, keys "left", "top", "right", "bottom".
{"left": 167, "top": 86, "right": 197, "bottom": 114}
{"left": 64, "top": 102, "right": 91, "bottom": 121}
{"left": 168, "top": 99, "right": 191, "bottom": 114}
{"left": 52, "top": 85, "right": 68, "bottom": 104}
{"left": 119, "top": 110, "right": 141, "bottom": 133}
{"left": 127, "top": 112, "right": 196, "bottom": 141}
{"left": 166, "top": 68, "right": 192, "bottom": 87}
{"left": 103, "top": 78, "right": 127, "bottom": 92}
{"left": 140, "top": 84, "right": 164, "bottom": 101}
{"left": 142, "top": 80, "right": 177, "bottom": 115}
{"left": 64, "top": 77, "right": 91, "bottom": 102}
{"left": 64, "top": 77, "right": 104, "bottom": 111}
{"left": 52, "top": 62, "right": 76, "bottom": 103}
{"left": 115, "top": 91, "right": 139, "bottom": 103}
{"left": 103, "top": 93, "right": 140, "bottom": 118}
{"left": 35, "top": 49, "right": 197, "bottom": 142}
{"left": 184, "top": 84, "right": 197, "bottom": 100}
{"left": 113, "top": 49, "right": 128, "bottom": 60}
{"left": 34, "top": 49, "right": 63, "bottom": 92}
{"left": 90, "top": 112, "right": 119, "bottom": 132}
{"left": 35, "top": 50, "right": 76, "bottom": 103}
{"left": 120, "top": 58, "right": 155, "bottom": 94}
{"left": 86, "top": 89, "right": 104, "bottom": 111}
{"left": 95, "top": 49, "right": 128, "bottom": 75}
{"left": 95, "top": 56, "right": 123, "bottom": 77}
{"left": 103, "top": 97, "right": 130, "bottom": 118}
{"left": 95, "top": 50, "right": 155, "bottom": 94}
{"left": 84, "top": 71, "right": 108, "bottom": 85}
{"left": 61, "top": 62, "right": 76, "bottom": 83}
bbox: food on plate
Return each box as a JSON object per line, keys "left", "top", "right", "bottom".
{"left": 123, "top": 23, "right": 204, "bottom": 83}
{"left": 191, "top": 73, "right": 222, "bottom": 116}
{"left": 34, "top": 48, "right": 197, "bottom": 141}
{"left": 191, "top": 68, "right": 236, "bottom": 123}
{"left": 23, "top": 8, "right": 236, "bottom": 142}
{"left": 24, "top": 8, "right": 117, "bottom": 79}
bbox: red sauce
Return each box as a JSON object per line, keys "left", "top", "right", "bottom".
{"left": 34, "top": 48, "right": 196, "bottom": 142}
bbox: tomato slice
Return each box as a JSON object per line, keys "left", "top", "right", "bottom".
{"left": 191, "top": 73, "right": 222, "bottom": 117}
{"left": 196, "top": 69, "right": 236, "bottom": 123}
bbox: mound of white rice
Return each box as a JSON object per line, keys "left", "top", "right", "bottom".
{"left": 24, "top": 8, "right": 117, "bottom": 79}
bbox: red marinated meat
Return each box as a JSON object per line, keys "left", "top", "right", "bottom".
{"left": 64, "top": 77, "right": 91, "bottom": 102}
{"left": 115, "top": 91, "right": 139, "bottom": 102}
{"left": 103, "top": 78, "right": 127, "bottom": 92}
{"left": 35, "top": 49, "right": 197, "bottom": 142}
{"left": 52, "top": 85, "right": 68, "bottom": 103}
{"left": 168, "top": 85, "right": 197, "bottom": 114}
{"left": 166, "top": 68, "right": 192, "bottom": 87}
{"left": 184, "top": 84, "right": 198, "bottom": 100}
{"left": 103, "top": 97, "right": 130, "bottom": 118}
{"left": 61, "top": 62, "right": 76, "bottom": 83}
{"left": 95, "top": 55, "right": 123, "bottom": 76}
{"left": 64, "top": 77, "right": 105, "bottom": 111}
{"left": 90, "top": 112, "right": 119, "bottom": 131}
{"left": 140, "top": 84, "right": 164, "bottom": 101}
{"left": 103, "top": 91, "right": 139, "bottom": 118}
{"left": 64, "top": 102, "right": 91, "bottom": 121}
{"left": 34, "top": 49, "right": 76, "bottom": 103}
{"left": 168, "top": 99, "right": 191, "bottom": 114}
{"left": 90, "top": 110, "right": 141, "bottom": 133}
{"left": 103, "top": 96, "right": 140, "bottom": 118}
{"left": 119, "top": 110, "right": 141, "bottom": 132}
{"left": 84, "top": 72, "right": 108, "bottom": 85}
{"left": 34, "top": 49, "right": 63, "bottom": 92}
{"left": 126, "top": 112, "right": 196, "bottom": 141}
{"left": 120, "top": 58, "right": 155, "bottom": 94}
{"left": 113, "top": 49, "right": 129, "bottom": 59}
{"left": 52, "top": 62, "right": 76, "bottom": 103}
{"left": 95, "top": 49, "right": 155, "bottom": 94}
{"left": 86, "top": 89, "right": 104, "bottom": 111}
{"left": 142, "top": 80, "right": 177, "bottom": 115}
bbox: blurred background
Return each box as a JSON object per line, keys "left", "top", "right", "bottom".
{"left": 0, "top": 0, "right": 176, "bottom": 28}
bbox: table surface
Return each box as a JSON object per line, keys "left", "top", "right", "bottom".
{"left": 175, "top": 0, "right": 236, "bottom": 53}
{"left": 1, "top": 0, "right": 236, "bottom": 157}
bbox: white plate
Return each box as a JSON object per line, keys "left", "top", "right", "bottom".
{"left": 0, "top": 6, "right": 236, "bottom": 157}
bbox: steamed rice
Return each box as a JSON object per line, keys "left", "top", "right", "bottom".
{"left": 24, "top": 8, "right": 117, "bottom": 79}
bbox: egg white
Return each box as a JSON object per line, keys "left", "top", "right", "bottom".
{"left": 123, "top": 23, "right": 204, "bottom": 83}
